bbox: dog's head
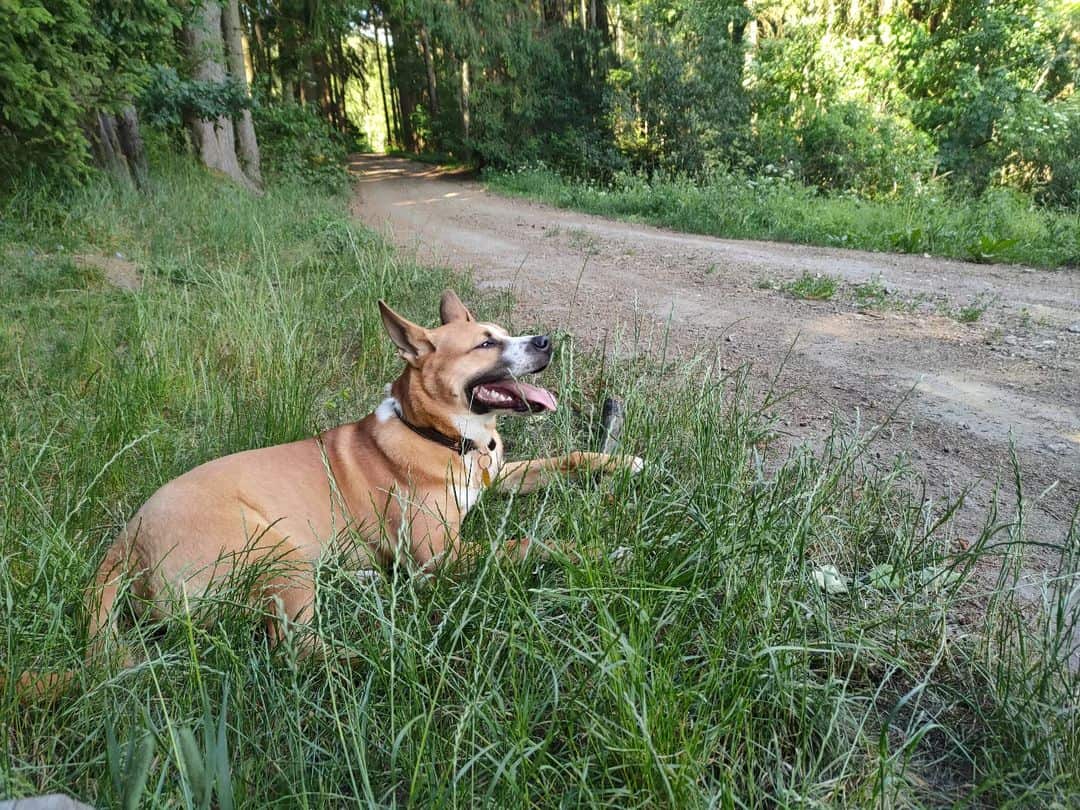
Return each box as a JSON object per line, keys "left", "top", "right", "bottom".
{"left": 379, "top": 291, "right": 557, "bottom": 425}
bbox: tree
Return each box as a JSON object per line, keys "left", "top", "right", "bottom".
{"left": 183, "top": 0, "right": 261, "bottom": 190}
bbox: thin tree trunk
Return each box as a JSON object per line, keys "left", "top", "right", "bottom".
{"left": 385, "top": 28, "right": 407, "bottom": 148}
{"left": 222, "top": 0, "right": 262, "bottom": 186}
{"left": 182, "top": 0, "right": 258, "bottom": 191}
{"left": 375, "top": 24, "right": 394, "bottom": 149}
{"left": 252, "top": 17, "right": 271, "bottom": 90}
{"left": 419, "top": 25, "right": 439, "bottom": 117}
{"left": 460, "top": 58, "right": 470, "bottom": 148}
{"left": 334, "top": 36, "right": 349, "bottom": 129}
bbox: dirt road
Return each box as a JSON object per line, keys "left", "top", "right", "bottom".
{"left": 350, "top": 154, "right": 1079, "bottom": 554}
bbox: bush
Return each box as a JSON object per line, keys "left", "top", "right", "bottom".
{"left": 252, "top": 103, "right": 349, "bottom": 187}
{"left": 993, "top": 94, "right": 1080, "bottom": 209}
{"left": 757, "top": 101, "right": 936, "bottom": 198}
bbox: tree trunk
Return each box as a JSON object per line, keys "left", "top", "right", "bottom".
{"left": 419, "top": 25, "right": 439, "bottom": 117}
{"left": 183, "top": 0, "right": 258, "bottom": 191}
{"left": 222, "top": 0, "right": 262, "bottom": 186}
{"left": 115, "top": 106, "right": 149, "bottom": 190}
{"left": 333, "top": 36, "right": 350, "bottom": 130}
{"left": 460, "top": 58, "right": 470, "bottom": 150}
{"left": 252, "top": 17, "right": 272, "bottom": 90}
{"left": 386, "top": 26, "right": 410, "bottom": 149}
{"left": 89, "top": 111, "right": 129, "bottom": 182}
{"left": 375, "top": 23, "right": 394, "bottom": 149}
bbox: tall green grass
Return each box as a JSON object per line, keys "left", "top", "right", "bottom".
{"left": 1, "top": 161, "right": 1077, "bottom": 807}
{"left": 487, "top": 168, "right": 1080, "bottom": 269}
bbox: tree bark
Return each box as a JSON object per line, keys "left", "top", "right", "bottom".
{"left": 115, "top": 106, "right": 149, "bottom": 190}
{"left": 386, "top": 24, "right": 411, "bottom": 149}
{"left": 375, "top": 23, "right": 394, "bottom": 148}
{"left": 183, "top": 0, "right": 258, "bottom": 191}
{"left": 89, "top": 111, "right": 129, "bottom": 182}
{"left": 333, "top": 36, "right": 350, "bottom": 130}
{"left": 222, "top": 0, "right": 262, "bottom": 186}
{"left": 419, "top": 25, "right": 439, "bottom": 117}
{"left": 460, "top": 58, "right": 471, "bottom": 149}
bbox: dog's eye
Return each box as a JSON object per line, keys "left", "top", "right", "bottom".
{"left": 476, "top": 339, "right": 498, "bottom": 350}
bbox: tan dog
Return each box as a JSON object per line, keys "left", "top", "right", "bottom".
{"left": 13, "top": 291, "right": 640, "bottom": 695}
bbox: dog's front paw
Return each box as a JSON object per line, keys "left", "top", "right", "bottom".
{"left": 628, "top": 456, "right": 645, "bottom": 474}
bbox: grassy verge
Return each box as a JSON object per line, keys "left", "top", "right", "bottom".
{"left": 487, "top": 168, "right": 1080, "bottom": 269}
{"left": 2, "top": 160, "right": 1077, "bottom": 807}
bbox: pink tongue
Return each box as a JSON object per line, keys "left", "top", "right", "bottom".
{"left": 486, "top": 380, "right": 558, "bottom": 412}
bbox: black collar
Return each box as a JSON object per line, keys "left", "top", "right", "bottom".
{"left": 393, "top": 406, "right": 476, "bottom": 455}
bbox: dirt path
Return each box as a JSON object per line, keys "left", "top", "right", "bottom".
{"left": 350, "top": 154, "right": 1079, "bottom": 558}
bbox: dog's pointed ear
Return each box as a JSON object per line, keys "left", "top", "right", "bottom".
{"left": 439, "top": 289, "right": 475, "bottom": 324}
{"left": 379, "top": 300, "right": 435, "bottom": 365}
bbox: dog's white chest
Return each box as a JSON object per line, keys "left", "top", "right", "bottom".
{"left": 452, "top": 447, "right": 500, "bottom": 514}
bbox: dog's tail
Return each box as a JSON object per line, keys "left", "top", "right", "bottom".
{"left": 4, "top": 538, "right": 129, "bottom": 704}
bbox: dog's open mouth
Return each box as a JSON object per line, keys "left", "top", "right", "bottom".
{"left": 468, "top": 378, "right": 558, "bottom": 414}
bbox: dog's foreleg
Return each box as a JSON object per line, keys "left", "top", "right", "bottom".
{"left": 494, "top": 452, "right": 643, "bottom": 495}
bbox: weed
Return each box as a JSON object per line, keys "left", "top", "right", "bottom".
{"left": 967, "top": 234, "right": 1020, "bottom": 263}
{"left": 889, "top": 226, "right": 925, "bottom": 253}
{"left": 786, "top": 271, "right": 839, "bottom": 300}
{"left": 951, "top": 294, "right": 996, "bottom": 323}
{"left": 852, "top": 275, "right": 889, "bottom": 308}
{"left": 565, "top": 226, "right": 600, "bottom": 254}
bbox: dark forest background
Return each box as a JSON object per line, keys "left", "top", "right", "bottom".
{"left": 3, "top": 1, "right": 1078, "bottom": 208}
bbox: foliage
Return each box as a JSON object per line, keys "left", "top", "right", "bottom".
{"left": 252, "top": 102, "right": 349, "bottom": 186}
{"left": 0, "top": 0, "right": 179, "bottom": 184}
{"left": 452, "top": 7, "right": 621, "bottom": 178}
{"left": 2, "top": 162, "right": 1078, "bottom": 805}
{"left": 138, "top": 65, "right": 253, "bottom": 130}
{"left": 488, "top": 167, "right": 1080, "bottom": 268}
{"left": 895, "top": 0, "right": 1079, "bottom": 194}
{"left": 609, "top": 0, "right": 751, "bottom": 175}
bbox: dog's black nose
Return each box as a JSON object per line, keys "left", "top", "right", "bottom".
{"left": 531, "top": 334, "right": 551, "bottom": 352}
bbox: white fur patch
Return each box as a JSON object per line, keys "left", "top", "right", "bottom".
{"left": 375, "top": 395, "right": 399, "bottom": 423}
{"left": 452, "top": 484, "right": 483, "bottom": 513}
{"left": 452, "top": 412, "right": 497, "bottom": 445}
{"left": 502, "top": 335, "right": 539, "bottom": 375}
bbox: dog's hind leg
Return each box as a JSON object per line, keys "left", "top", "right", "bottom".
{"left": 85, "top": 537, "right": 135, "bottom": 666}
{"left": 6, "top": 538, "right": 132, "bottom": 702}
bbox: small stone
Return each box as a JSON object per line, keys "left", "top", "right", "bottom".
{"left": 1003, "top": 335, "right": 1020, "bottom": 346}
{"left": 725, "top": 334, "right": 734, "bottom": 343}
{"left": 1067, "top": 322, "right": 1080, "bottom": 334}
{"left": 1037, "top": 339, "right": 1057, "bottom": 349}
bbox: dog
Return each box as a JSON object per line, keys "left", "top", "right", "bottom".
{"left": 11, "top": 290, "right": 641, "bottom": 697}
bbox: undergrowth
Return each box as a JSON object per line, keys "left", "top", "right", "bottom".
{"left": 1, "top": 160, "right": 1077, "bottom": 807}
{"left": 487, "top": 168, "right": 1080, "bottom": 270}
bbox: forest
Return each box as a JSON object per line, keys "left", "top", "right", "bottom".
{"left": 3, "top": 1, "right": 1079, "bottom": 211}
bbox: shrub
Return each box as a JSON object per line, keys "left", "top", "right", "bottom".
{"left": 993, "top": 94, "right": 1080, "bottom": 209}
{"left": 757, "top": 101, "right": 936, "bottom": 197}
{"left": 252, "top": 103, "right": 349, "bottom": 187}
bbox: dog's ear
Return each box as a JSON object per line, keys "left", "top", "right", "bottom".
{"left": 379, "top": 301, "right": 435, "bottom": 365}
{"left": 439, "top": 289, "right": 475, "bottom": 324}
